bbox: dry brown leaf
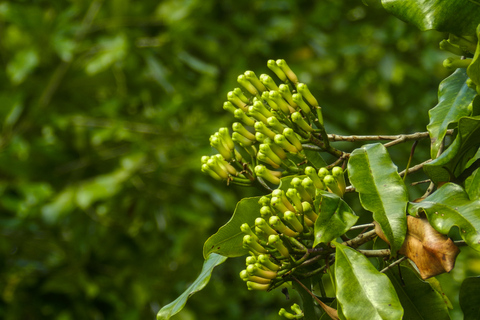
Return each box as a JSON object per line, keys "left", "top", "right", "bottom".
{"left": 375, "top": 216, "right": 460, "bottom": 279}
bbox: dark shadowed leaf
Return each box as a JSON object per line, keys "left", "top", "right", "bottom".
{"left": 459, "top": 276, "right": 480, "bottom": 320}
{"left": 157, "top": 253, "right": 227, "bottom": 320}
{"left": 386, "top": 266, "right": 450, "bottom": 320}
{"left": 347, "top": 143, "right": 407, "bottom": 255}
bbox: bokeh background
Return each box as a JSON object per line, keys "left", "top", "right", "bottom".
{"left": 1, "top": 0, "right": 478, "bottom": 319}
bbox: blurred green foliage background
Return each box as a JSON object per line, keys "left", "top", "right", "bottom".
{"left": 0, "top": 0, "right": 478, "bottom": 319}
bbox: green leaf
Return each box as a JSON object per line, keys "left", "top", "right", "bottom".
{"left": 381, "top": 0, "right": 480, "bottom": 36}
{"left": 459, "top": 276, "right": 480, "bottom": 320}
{"left": 408, "top": 182, "right": 480, "bottom": 251}
{"left": 347, "top": 143, "right": 408, "bottom": 254}
{"left": 427, "top": 69, "right": 476, "bottom": 159}
{"left": 203, "top": 196, "right": 262, "bottom": 258}
{"left": 424, "top": 116, "right": 480, "bottom": 184}
{"left": 334, "top": 243, "right": 403, "bottom": 320}
{"left": 313, "top": 192, "right": 358, "bottom": 246}
{"left": 386, "top": 266, "right": 450, "bottom": 320}
{"left": 467, "top": 25, "right": 480, "bottom": 87}
{"left": 304, "top": 149, "right": 327, "bottom": 169}
{"left": 157, "top": 253, "right": 227, "bottom": 320}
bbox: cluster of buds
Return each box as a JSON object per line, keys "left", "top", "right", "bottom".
{"left": 439, "top": 34, "right": 479, "bottom": 94}
{"left": 202, "top": 59, "right": 327, "bottom": 187}
{"left": 239, "top": 166, "right": 346, "bottom": 292}
{"left": 279, "top": 303, "right": 304, "bottom": 319}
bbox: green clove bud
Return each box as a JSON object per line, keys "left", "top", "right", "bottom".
{"left": 255, "top": 121, "right": 276, "bottom": 139}
{"left": 267, "top": 59, "right": 288, "bottom": 82}
{"left": 210, "top": 136, "right": 233, "bottom": 160}
{"left": 233, "top": 87, "right": 249, "bottom": 103}
{"left": 260, "top": 74, "right": 280, "bottom": 91}
{"left": 255, "top": 217, "right": 278, "bottom": 236}
{"left": 272, "top": 189, "right": 296, "bottom": 212}
{"left": 237, "top": 74, "right": 258, "bottom": 95}
{"left": 218, "top": 127, "right": 234, "bottom": 150}
{"left": 234, "top": 108, "right": 256, "bottom": 127}
{"left": 269, "top": 90, "right": 291, "bottom": 114}
{"left": 259, "top": 196, "right": 271, "bottom": 206}
{"left": 278, "top": 84, "right": 296, "bottom": 107}
{"left": 283, "top": 128, "right": 303, "bottom": 151}
{"left": 269, "top": 216, "right": 298, "bottom": 237}
{"left": 245, "top": 70, "right": 267, "bottom": 92}
{"left": 243, "top": 234, "right": 268, "bottom": 254}
{"left": 276, "top": 59, "right": 299, "bottom": 84}
{"left": 255, "top": 165, "right": 281, "bottom": 185}
{"left": 201, "top": 163, "right": 223, "bottom": 180}
{"left": 259, "top": 144, "right": 283, "bottom": 165}
{"left": 246, "top": 263, "right": 277, "bottom": 279}
{"left": 286, "top": 188, "right": 303, "bottom": 213}
{"left": 233, "top": 122, "right": 256, "bottom": 140}
{"left": 278, "top": 308, "right": 300, "bottom": 319}
{"left": 301, "top": 177, "right": 316, "bottom": 199}
{"left": 257, "top": 254, "right": 281, "bottom": 271}
{"left": 252, "top": 100, "right": 274, "bottom": 118}
{"left": 292, "top": 92, "right": 311, "bottom": 114}
{"left": 246, "top": 256, "right": 257, "bottom": 265}
{"left": 291, "top": 112, "right": 313, "bottom": 132}
{"left": 266, "top": 116, "right": 285, "bottom": 133}
{"left": 302, "top": 201, "right": 318, "bottom": 223}
{"left": 260, "top": 207, "right": 273, "bottom": 220}
{"left": 232, "top": 132, "right": 254, "bottom": 147}
{"left": 206, "top": 158, "right": 229, "bottom": 179}
{"left": 257, "top": 152, "right": 280, "bottom": 169}
{"left": 332, "top": 166, "right": 346, "bottom": 194}
{"left": 291, "top": 177, "right": 312, "bottom": 202}
{"left": 268, "top": 234, "right": 290, "bottom": 258}
{"left": 324, "top": 174, "right": 343, "bottom": 197}
{"left": 296, "top": 83, "right": 318, "bottom": 107}
{"left": 443, "top": 57, "right": 473, "bottom": 70}
{"left": 284, "top": 211, "right": 303, "bottom": 233}
{"left": 274, "top": 134, "right": 298, "bottom": 153}
{"left": 439, "top": 39, "right": 466, "bottom": 56}
{"left": 305, "top": 166, "right": 324, "bottom": 189}
{"left": 223, "top": 101, "right": 237, "bottom": 115}
{"left": 240, "top": 270, "right": 271, "bottom": 284}
{"left": 228, "top": 91, "right": 248, "bottom": 110}
{"left": 246, "top": 281, "right": 270, "bottom": 291}
{"left": 248, "top": 105, "right": 269, "bottom": 124}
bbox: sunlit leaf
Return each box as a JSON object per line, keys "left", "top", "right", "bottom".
{"left": 426, "top": 69, "right": 476, "bottom": 160}
{"left": 381, "top": 0, "right": 480, "bottom": 36}
{"left": 424, "top": 116, "right": 480, "bottom": 184}
{"left": 203, "top": 196, "right": 262, "bottom": 258}
{"left": 347, "top": 143, "right": 407, "bottom": 255}
{"left": 313, "top": 192, "right": 358, "bottom": 246}
{"left": 386, "top": 266, "right": 450, "bottom": 320}
{"left": 335, "top": 243, "right": 403, "bottom": 320}
{"left": 157, "top": 253, "right": 227, "bottom": 320}
{"left": 408, "top": 182, "right": 480, "bottom": 251}
{"left": 459, "top": 276, "right": 480, "bottom": 320}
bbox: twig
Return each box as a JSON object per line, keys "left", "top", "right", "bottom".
{"left": 411, "top": 179, "right": 431, "bottom": 186}
{"left": 357, "top": 249, "right": 391, "bottom": 257}
{"left": 342, "top": 229, "right": 377, "bottom": 248}
{"left": 399, "top": 159, "right": 432, "bottom": 177}
{"left": 327, "top": 130, "right": 453, "bottom": 144}
{"left": 380, "top": 256, "right": 407, "bottom": 273}
{"left": 349, "top": 223, "right": 375, "bottom": 231}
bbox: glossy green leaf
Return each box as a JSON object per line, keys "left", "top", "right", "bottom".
{"left": 427, "top": 69, "right": 476, "bottom": 159}
{"left": 381, "top": 0, "right": 480, "bottom": 36}
{"left": 386, "top": 266, "right": 450, "bottom": 320}
{"left": 466, "top": 169, "right": 480, "bottom": 201}
{"left": 304, "top": 149, "right": 327, "bottom": 169}
{"left": 157, "top": 253, "right": 227, "bottom": 320}
{"left": 408, "top": 182, "right": 480, "bottom": 251}
{"left": 335, "top": 243, "right": 403, "bottom": 320}
{"left": 424, "top": 116, "right": 480, "bottom": 184}
{"left": 459, "top": 276, "right": 480, "bottom": 320}
{"left": 347, "top": 143, "right": 407, "bottom": 254}
{"left": 467, "top": 25, "right": 480, "bottom": 87}
{"left": 313, "top": 192, "right": 358, "bottom": 246}
{"left": 203, "top": 196, "right": 262, "bottom": 258}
